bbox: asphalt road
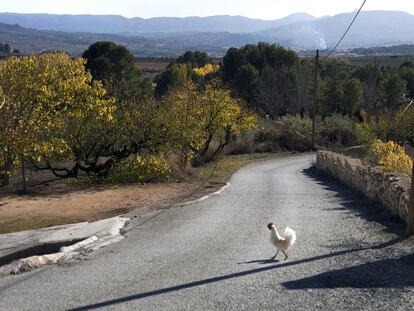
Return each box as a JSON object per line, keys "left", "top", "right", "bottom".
{"left": 1, "top": 154, "right": 413, "bottom": 311}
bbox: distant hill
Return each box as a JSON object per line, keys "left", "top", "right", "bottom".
{"left": 351, "top": 44, "right": 414, "bottom": 56}
{"left": 1, "top": 11, "right": 414, "bottom": 56}
{"left": 0, "top": 22, "right": 228, "bottom": 57}
{"left": 256, "top": 11, "right": 414, "bottom": 49}
{"left": 0, "top": 12, "right": 315, "bottom": 35}
{"left": 146, "top": 31, "right": 280, "bottom": 50}
{"left": 139, "top": 11, "right": 414, "bottom": 51}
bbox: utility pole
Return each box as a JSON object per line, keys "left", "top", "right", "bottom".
{"left": 312, "top": 49, "right": 319, "bottom": 150}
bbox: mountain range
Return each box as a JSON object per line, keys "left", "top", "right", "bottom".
{"left": 0, "top": 12, "right": 315, "bottom": 35}
{"left": 0, "top": 11, "right": 413, "bottom": 56}
{"left": 0, "top": 22, "right": 220, "bottom": 57}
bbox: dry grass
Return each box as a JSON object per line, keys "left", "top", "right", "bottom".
{"left": 135, "top": 60, "right": 170, "bottom": 72}
{"left": 0, "top": 217, "right": 71, "bottom": 234}
{"left": 192, "top": 153, "right": 281, "bottom": 183}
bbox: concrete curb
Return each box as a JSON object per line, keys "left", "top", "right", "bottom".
{"left": 179, "top": 182, "right": 230, "bottom": 207}
{"left": 0, "top": 181, "right": 231, "bottom": 276}
{"left": 0, "top": 217, "right": 129, "bottom": 276}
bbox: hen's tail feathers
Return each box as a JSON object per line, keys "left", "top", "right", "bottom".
{"left": 284, "top": 227, "right": 297, "bottom": 247}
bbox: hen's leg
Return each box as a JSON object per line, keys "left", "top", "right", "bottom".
{"left": 283, "top": 251, "right": 288, "bottom": 260}
{"left": 271, "top": 250, "right": 279, "bottom": 259}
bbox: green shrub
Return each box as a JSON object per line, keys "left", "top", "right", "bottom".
{"left": 277, "top": 115, "right": 313, "bottom": 151}
{"left": 254, "top": 129, "right": 279, "bottom": 144}
{"left": 74, "top": 155, "right": 172, "bottom": 185}
{"left": 321, "top": 114, "right": 357, "bottom": 147}
{"left": 368, "top": 140, "right": 412, "bottom": 175}
{"left": 254, "top": 142, "right": 278, "bottom": 153}
{"left": 252, "top": 127, "right": 279, "bottom": 153}
{"left": 354, "top": 122, "right": 377, "bottom": 145}
{"left": 227, "top": 141, "right": 254, "bottom": 155}
{"left": 108, "top": 155, "right": 171, "bottom": 183}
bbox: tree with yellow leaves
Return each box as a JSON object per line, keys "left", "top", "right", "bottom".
{"left": 162, "top": 81, "right": 256, "bottom": 166}
{"left": 0, "top": 53, "right": 115, "bottom": 188}
{"left": 196, "top": 82, "right": 256, "bottom": 164}
{"left": 192, "top": 64, "right": 220, "bottom": 78}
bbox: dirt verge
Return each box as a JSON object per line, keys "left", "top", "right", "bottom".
{"left": 0, "top": 153, "right": 284, "bottom": 233}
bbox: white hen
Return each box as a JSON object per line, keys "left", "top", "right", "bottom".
{"left": 267, "top": 223, "right": 296, "bottom": 260}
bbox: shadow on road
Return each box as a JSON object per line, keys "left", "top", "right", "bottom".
{"left": 238, "top": 259, "right": 278, "bottom": 265}
{"left": 67, "top": 238, "right": 403, "bottom": 311}
{"left": 283, "top": 252, "right": 414, "bottom": 289}
{"left": 302, "top": 167, "right": 406, "bottom": 236}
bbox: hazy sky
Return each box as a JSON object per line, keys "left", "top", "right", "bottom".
{"left": 2, "top": 0, "right": 414, "bottom": 19}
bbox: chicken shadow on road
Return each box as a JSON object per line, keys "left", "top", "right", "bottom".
{"left": 238, "top": 259, "right": 278, "bottom": 265}
{"left": 67, "top": 238, "right": 404, "bottom": 311}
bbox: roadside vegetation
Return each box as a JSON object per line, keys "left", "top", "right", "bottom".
{"left": 1, "top": 42, "right": 414, "bottom": 188}
{"left": 1, "top": 41, "right": 414, "bottom": 232}
{"left": 0, "top": 44, "right": 255, "bottom": 191}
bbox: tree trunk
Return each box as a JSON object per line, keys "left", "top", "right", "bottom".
{"left": 0, "top": 159, "right": 13, "bottom": 186}
{"left": 20, "top": 156, "right": 27, "bottom": 193}
{"left": 0, "top": 172, "right": 9, "bottom": 186}
{"left": 407, "top": 161, "right": 414, "bottom": 235}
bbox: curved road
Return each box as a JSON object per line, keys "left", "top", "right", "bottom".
{"left": 1, "top": 155, "right": 413, "bottom": 310}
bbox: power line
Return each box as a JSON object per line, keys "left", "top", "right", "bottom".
{"left": 323, "top": 0, "right": 367, "bottom": 59}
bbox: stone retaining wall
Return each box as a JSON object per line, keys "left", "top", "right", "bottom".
{"left": 315, "top": 150, "right": 410, "bottom": 223}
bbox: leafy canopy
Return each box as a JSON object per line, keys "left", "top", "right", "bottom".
{"left": 0, "top": 52, "right": 115, "bottom": 181}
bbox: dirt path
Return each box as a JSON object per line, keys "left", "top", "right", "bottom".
{"left": 0, "top": 182, "right": 205, "bottom": 233}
